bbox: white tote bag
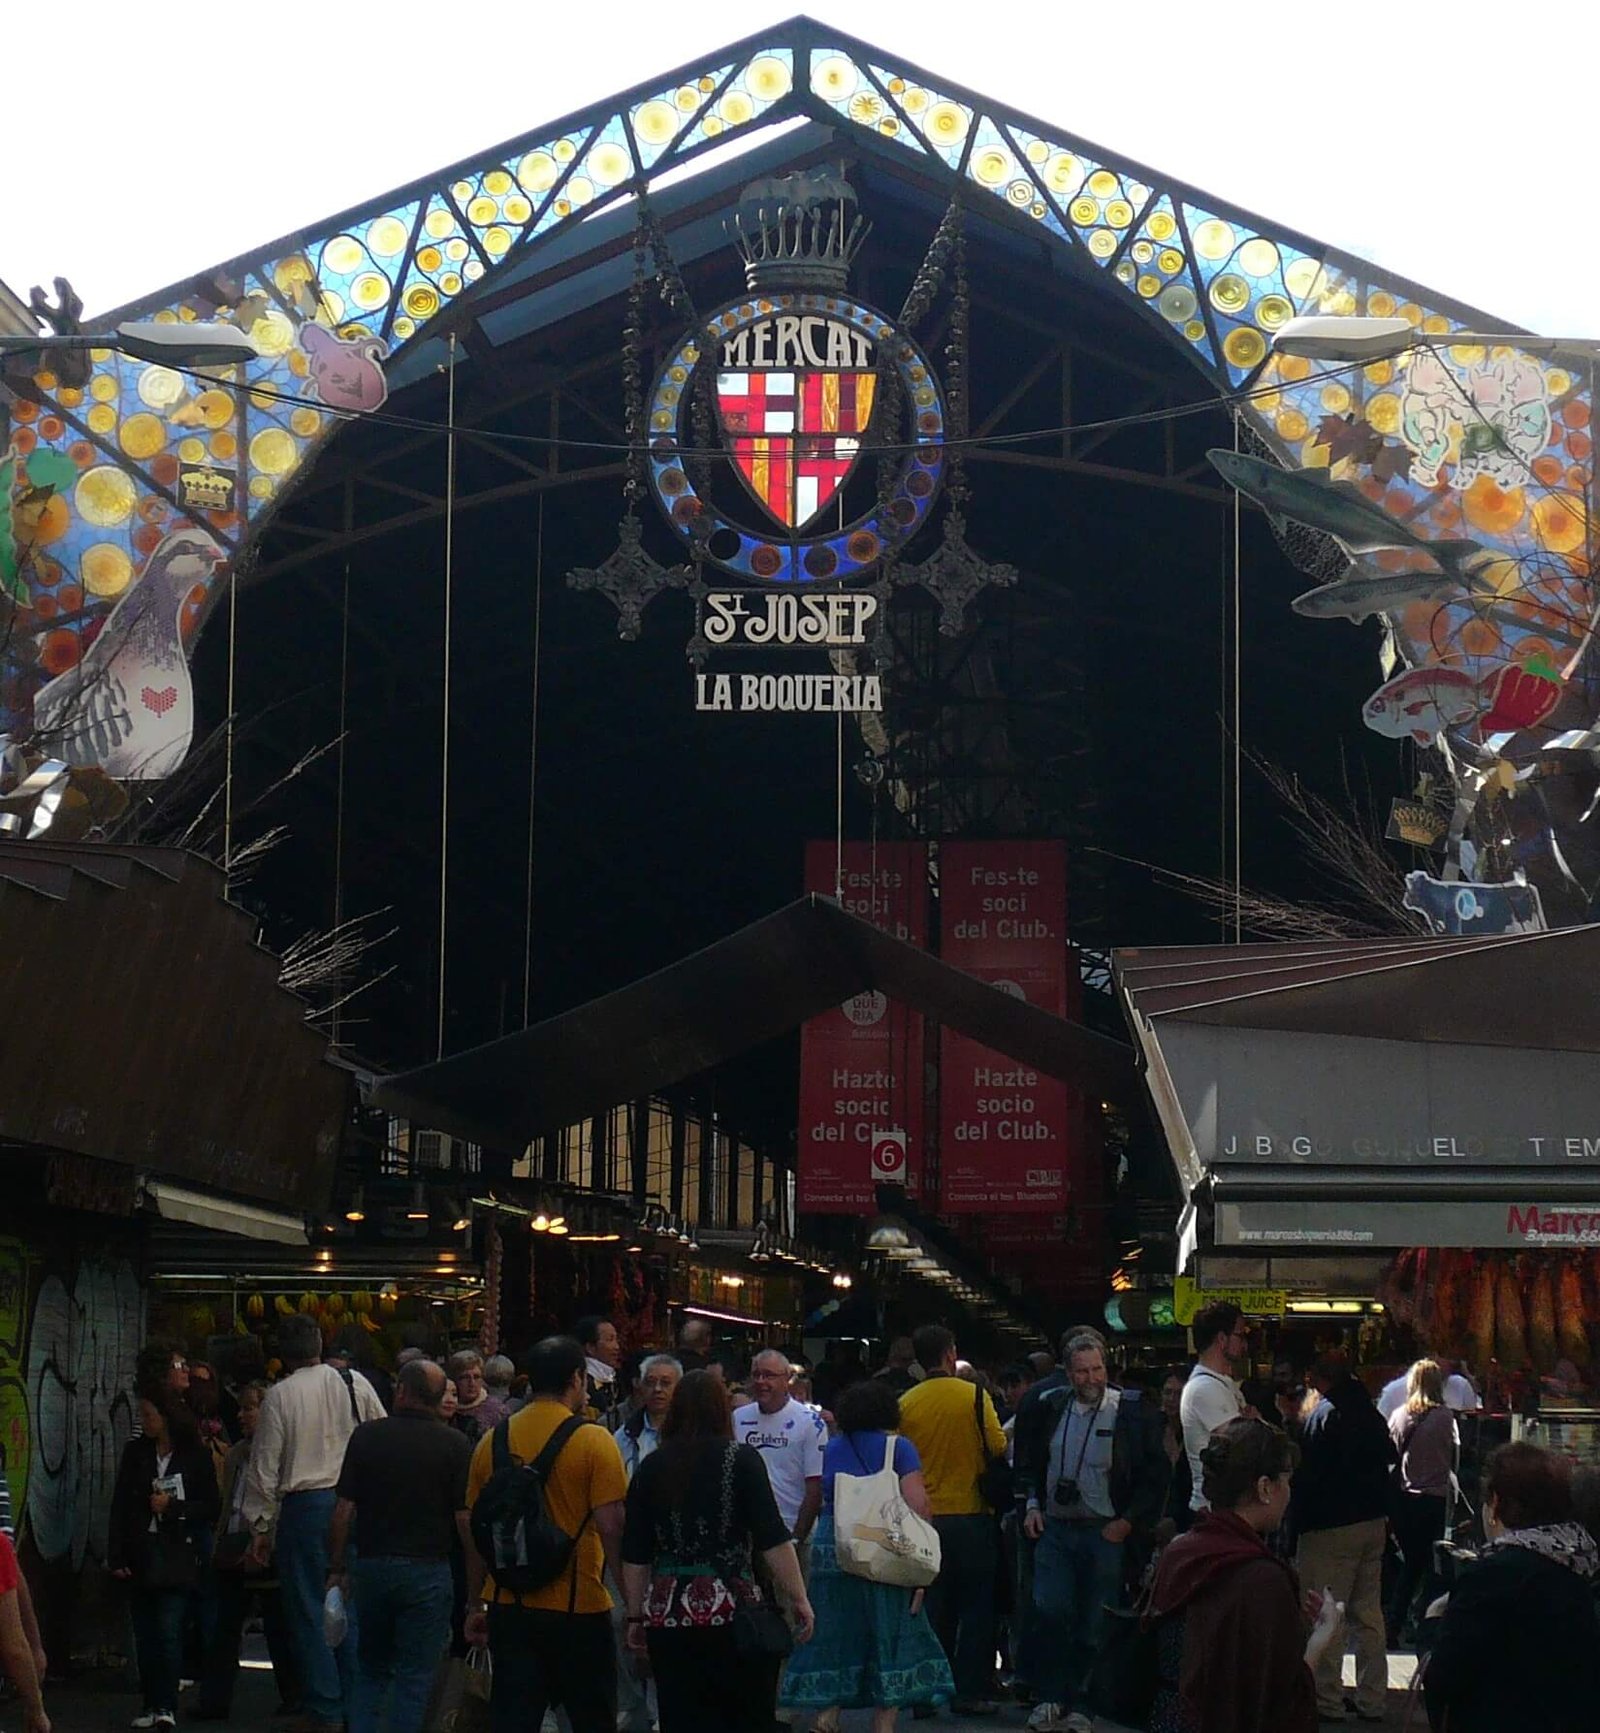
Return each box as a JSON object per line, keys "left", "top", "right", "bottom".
{"left": 832, "top": 1431, "right": 941, "bottom": 1588}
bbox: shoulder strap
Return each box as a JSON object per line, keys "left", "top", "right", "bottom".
{"left": 336, "top": 1365, "right": 359, "bottom": 1425}
{"left": 530, "top": 1414, "right": 587, "bottom": 1481}
{"left": 492, "top": 1417, "right": 514, "bottom": 1473}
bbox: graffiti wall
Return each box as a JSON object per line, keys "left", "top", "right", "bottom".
{"left": 0, "top": 1235, "right": 143, "bottom": 1571}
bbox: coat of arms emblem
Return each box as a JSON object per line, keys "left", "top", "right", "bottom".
{"left": 647, "top": 171, "right": 946, "bottom": 584}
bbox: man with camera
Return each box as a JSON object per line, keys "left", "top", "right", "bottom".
{"left": 1012, "top": 1333, "right": 1165, "bottom": 1733}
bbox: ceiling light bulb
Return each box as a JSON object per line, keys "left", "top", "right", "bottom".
{"left": 531, "top": 1212, "right": 550, "bottom": 1232}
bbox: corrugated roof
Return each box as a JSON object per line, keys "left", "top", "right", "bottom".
{"left": 375, "top": 893, "right": 1132, "bottom": 1152}
{"left": 0, "top": 841, "right": 349, "bottom": 1210}
{"left": 1114, "top": 926, "right": 1600, "bottom": 1052}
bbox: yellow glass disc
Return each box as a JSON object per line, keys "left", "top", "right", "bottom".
{"left": 1193, "top": 219, "right": 1236, "bottom": 261}
{"left": 924, "top": 101, "right": 969, "bottom": 144}
{"left": 1087, "top": 170, "right": 1118, "bottom": 197}
{"left": 483, "top": 169, "right": 513, "bottom": 196}
{"left": 746, "top": 55, "right": 791, "bottom": 100}
{"left": 249, "top": 428, "right": 297, "bottom": 476}
{"left": 82, "top": 542, "right": 134, "bottom": 598}
{"left": 76, "top": 465, "right": 137, "bottom": 526}
{"left": 177, "top": 436, "right": 206, "bottom": 464}
{"left": 137, "top": 366, "right": 185, "bottom": 409}
{"left": 467, "top": 196, "right": 498, "bottom": 226}
{"left": 588, "top": 142, "right": 631, "bottom": 187}
{"left": 518, "top": 151, "right": 559, "bottom": 193}
{"left": 120, "top": 413, "right": 167, "bottom": 460}
{"left": 367, "top": 216, "right": 408, "bottom": 256}
{"left": 1222, "top": 326, "right": 1267, "bottom": 368}
{"left": 86, "top": 403, "right": 117, "bottom": 435}
{"left": 322, "top": 236, "right": 364, "bottom": 275}
{"left": 812, "top": 54, "right": 857, "bottom": 97}
{"left": 1238, "top": 238, "right": 1279, "bottom": 277}
{"left": 720, "top": 90, "right": 755, "bottom": 125}
{"left": 290, "top": 407, "right": 322, "bottom": 438}
{"left": 634, "top": 100, "right": 678, "bottom": 145}
{"left": 425, "top": 207, "right": 457, "bottom": 238}
{"left": 1146, "top": 211, "right": 1176, "bottom": 242}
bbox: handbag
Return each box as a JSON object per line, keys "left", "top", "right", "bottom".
{"left": 973, "top": 1384, "right": 1014, "bottom": 1510}
{"left": 731, "top": 1598, "right": 795, "bottom": 1660}
{"left": 715, "top": 1442, "right": 794, "bottom": 1660}
{"left": 833, "top": 1432, "right": 940, "bottom": 1588}
{"left": 1087, "top": 1591, "right": 1162, "bottom": 1728}
{"left": 143, "top": 1526, "right": 200, "bottom": 1590}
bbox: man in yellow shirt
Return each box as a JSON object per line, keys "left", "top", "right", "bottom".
{"left": 463, "top": 1337, "right": 628, "bottom": 1733}
{"left": 898, "top": 1324, "right": 1008, "bottom": 1714}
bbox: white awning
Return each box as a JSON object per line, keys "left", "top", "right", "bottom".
{"left": 144, "top": 1180, "right": 308, "bottom": 1245}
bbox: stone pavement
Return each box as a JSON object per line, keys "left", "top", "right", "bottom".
{"left": 14, "top": 1651, "right": 1426, "bottom": 1733}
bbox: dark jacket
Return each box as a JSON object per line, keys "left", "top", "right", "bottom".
{"left": 1425, "top": 1531, "right": 1600, "bottom": 1732}
{"left": 1291, "top": 1375, "right": 1394, "bottom": 1535}
{"left": 1013, "top": 1384, "right": 1166, "bottom": 1531}
{"left": 109, "top": 1433, "right": 221, "bottom": 1579}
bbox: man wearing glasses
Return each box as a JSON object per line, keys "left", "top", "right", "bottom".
{"left": 1178, "top": 1304, "right": 1252, "bottom": 1514}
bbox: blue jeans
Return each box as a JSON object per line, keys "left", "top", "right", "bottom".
{"left": 277, "top": 1487, "right": 359, "bottom": 1724}
{"left": 349, "top": 1557, "right": 453, "bottom": 1733}
{"left": 131, "top": 1587, "right": 188, "bottom": 1712}
{"left": 1030, "top": 1518, "right": 1124, "bottom": 1709}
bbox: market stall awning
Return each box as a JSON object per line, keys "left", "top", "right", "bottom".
{"left": 142, "top": 1179, "right": 309, "bottom": 1245}
{"left": 375, "top": 894, "right": 1132, "bottom": 1150}
{"left": 1114, "top": 928, "right": 1600, "bottom": 1260}
{"left": 0, "top": 842, "right": 349, "bottom": 1213}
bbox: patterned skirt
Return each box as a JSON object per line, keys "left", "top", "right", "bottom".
{"left": 778, "top": 1514, "right": 955, "bottom": 1711}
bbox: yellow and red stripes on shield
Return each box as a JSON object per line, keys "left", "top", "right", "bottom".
{"left": 716, "top": 370, "right": 876, "bottom": 529}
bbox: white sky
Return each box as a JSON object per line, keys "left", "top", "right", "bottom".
{"left": 5, "top": 0, "right": 1594, "bottom": 336}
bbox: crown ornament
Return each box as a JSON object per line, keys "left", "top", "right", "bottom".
{"left": 727, "top": 170, "right": 872, "bottom": 293}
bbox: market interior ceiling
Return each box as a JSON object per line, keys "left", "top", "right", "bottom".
{"left": 178, "top": 115, "right": 1399, "bottom": 1130}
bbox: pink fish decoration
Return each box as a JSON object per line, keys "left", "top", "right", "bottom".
{"left": 1362, "top": 666, "right": 1483, "bottom": 745}
{"left": 300, "top": 322, "right": 390, "bottom": 412}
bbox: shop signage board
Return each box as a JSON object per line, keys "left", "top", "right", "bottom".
{"left": 939, "top": 841, "right": 1074, "bottom": 1213}
{"left": 694, "top": 592, "right": 882, "bottom": 713}
{"left": 797, "top": 841, "right": 927, "bottom": 1212}
{"left": 1217, "top": 1197, "right": 1600, "bottom": 1249}
{"left": 1172, "top": 1275, "right": 1288, "bottom": 1323}
{"left": 1156, "top": 1024, "right": 1600, "bottom": 1169}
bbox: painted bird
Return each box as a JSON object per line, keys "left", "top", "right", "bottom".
{"left": 31, "top": 527, "right": 225, "bottom": 780}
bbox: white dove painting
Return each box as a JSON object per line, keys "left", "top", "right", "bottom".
{"left": 30, "top": 527, "right": 225, "bottom": 780}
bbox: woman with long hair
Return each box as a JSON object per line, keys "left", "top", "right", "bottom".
{"left": 109, "top": 1387, "right": 220, "bottom": 1732}
{"left": 1158, "top": 1368, "right": 1192, "bottom": 1530}
{"left": 779, "top": 1378, "right": 953, "bottom": 1733}
{"left": 1386, "top": 1359, "right": 1457, "bottom": 1645}
{"left": 621, "top": 1369, "right": 815, "bottom": 1733}
{"left": 1146, "top": 1417, "right": 1333, "bottom": 1733}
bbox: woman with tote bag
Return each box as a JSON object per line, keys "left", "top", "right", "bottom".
{"left": 780, "top": 1380, "right": 954, "bottom": 1733}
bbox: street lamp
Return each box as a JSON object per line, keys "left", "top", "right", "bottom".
{"left": 0, "top": 320, "right": 261, "bottom": 368}
{"left": 1272, "top": 314, "right": 1600, "bottom": 365}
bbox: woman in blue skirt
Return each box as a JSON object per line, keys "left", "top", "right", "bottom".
{"left": 780, "top": 1379, "right": 954, "bottom": 1733}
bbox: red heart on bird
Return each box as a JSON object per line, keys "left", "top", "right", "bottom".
{"left": 141, "top": 685, "right": 178, "bottom": 716}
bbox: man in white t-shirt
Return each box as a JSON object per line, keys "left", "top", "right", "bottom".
{"left": 733, "top": 1349, "right": 826, "bottom": 1548}
{"left": 1178, "top": 1301, "right": 1252, "bottom": 1512}
{"left": 1378, "top": 1359, "right": 1481, "bottom": 1419}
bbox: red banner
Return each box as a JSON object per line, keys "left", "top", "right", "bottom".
{"left": 938, "top": 840, "right": 1075, "bottom": 1213}
{"left": 797, "top": 842, "right": 927, "bottom": 1212}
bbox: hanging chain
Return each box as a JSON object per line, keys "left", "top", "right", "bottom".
{"left": 944, "top": 196, "right": 970, "bottom": 514}
{"left": 619, "top": 206, "right": 651, "bottom": 522}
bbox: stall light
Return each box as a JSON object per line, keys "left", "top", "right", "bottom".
{"left": 344, "top": 1187, "right": 366, "bottom": 1224}
{"left": 406, "top": 1183, "right": 430, "bottom": 1221}
{"left": 438, "top": 1251, "right": 457, "bottom": 1264}
{"left": 626, "top": 1242, "right": 645, "bottom": 1255}
{"left": 831, "top": 1272, "right": 853, "bottom": 1290}
{"left": 719, "top": 1274, "right": 746, "bottom": 1289}
{"left": 865, "top": 1217, "right": 911, "bottom": 1252}
{"left": 549, "top": 1219, "right": 570, "bottom": 1236}
{"left": 1287, "top": 1300, "right": 1365, "bottom": 1315}
{"left": 452, "top": 1203, "right": 472, "bottom": 1232}
{"left": 531, "top": 1211, "right": 551, "bottom": 1233}
{"left": 681, "top": 1303, "right": 774, "bottom": 1328}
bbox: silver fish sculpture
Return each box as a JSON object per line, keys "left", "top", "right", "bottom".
{"left": 1208, "top": 450, "right": 1484, "bottom": 574}
{"left": 1291, "top": 558, "right": 1490, "bottom": 624}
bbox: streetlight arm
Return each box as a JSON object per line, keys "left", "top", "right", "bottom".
{"left": 1273, "top": 314, "right": 1600, "bottom": 365}
{"left": 0, "top": 321, "right": 261, "bottom": 368}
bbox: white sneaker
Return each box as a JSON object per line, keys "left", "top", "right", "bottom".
{"left": 131, "top": 1715, "right": 158, "bottom": 1729}
{"left": 1025, "top": 1706, "right": 1066, "bottom": 1731}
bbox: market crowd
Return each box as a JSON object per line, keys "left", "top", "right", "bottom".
{"left": 4, "top": 1302, "right": 1600, "bottom": 1733}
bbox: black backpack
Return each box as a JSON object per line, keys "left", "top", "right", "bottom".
{"left": 469, "top": 1416, "right": 591, "bottom": 1596}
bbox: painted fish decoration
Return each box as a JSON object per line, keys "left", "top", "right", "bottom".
{"left": 1207, "top": 450, "right": 1484, "bottom": 574}
{"left": 1292, "top": 558, "right": 1487, "bottom": 624}
{"left": 1362, "top": 666, "right": 1483, "bottom": 744}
